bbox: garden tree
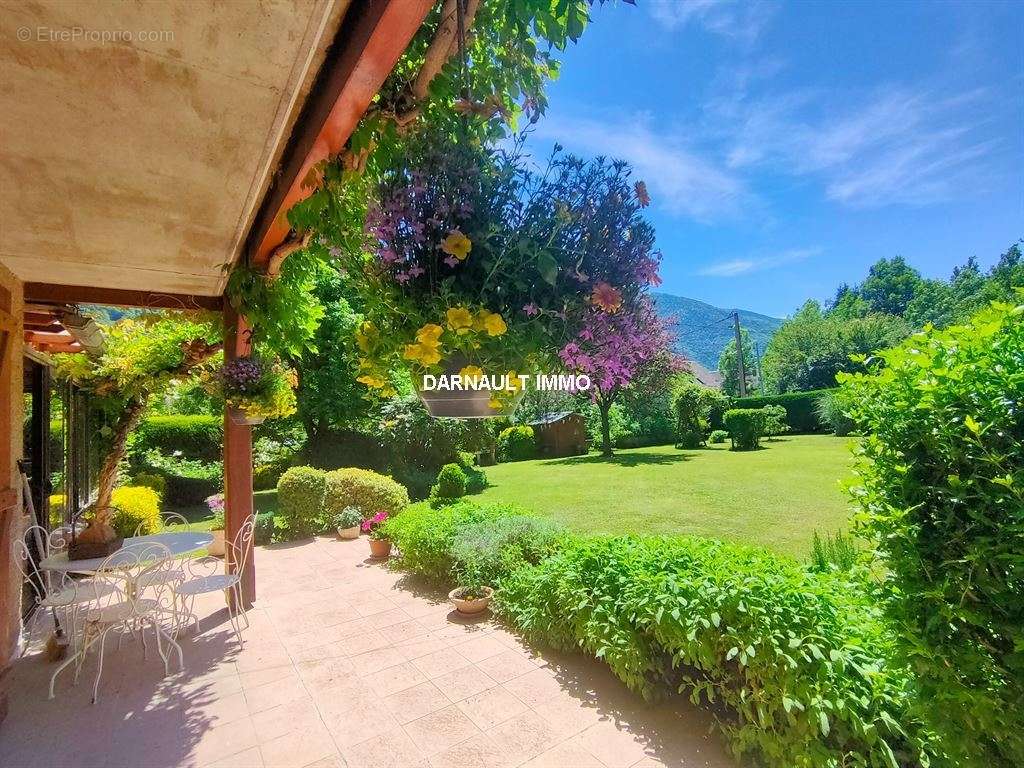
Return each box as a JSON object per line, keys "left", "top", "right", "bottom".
{"left": 672, "top": 378, "right": 727, "bottom": 448}
{"left": 857, "top": 256, "right": 924, "bottom": 316}
{"left": 841, "top": 300, "right": 1024, "bottom": 766}
{"left": 560, "top": 301, "right": 676, "bottom": 457}
{"left": 52, "top": 314, "right": 221, "bottom": 545}
{"left": 717, "top": 327, "right": 756, "bottom": 397}
{"left": 292, "top": 267, "right": 371, "bottom": 445}
{"left": 761, "top": 300, "right": 909, "bottom": 393}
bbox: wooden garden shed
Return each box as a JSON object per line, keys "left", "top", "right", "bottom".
{"left": 529, "top": 411, "right": 588, "bottom": 458}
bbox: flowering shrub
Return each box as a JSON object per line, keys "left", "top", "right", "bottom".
{"left": 110, "top": 486, "right": 162, "bottom": 538}
{"left": 207, "top": 357, "right": 298, "bottom": 421}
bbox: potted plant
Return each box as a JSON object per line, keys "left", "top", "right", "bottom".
{"left": 206, "top": 494, "right": 226, "bottom": 557}
{"left": 448, "top": 559, "right": 493, "bottom": 616}
{"left": 362, "top": 511, "right": 392, "bottom": 559}
{"left": 334, "top": 506, "right": 362, "bottom": 540}
{"left": 209, "top": 356, "right": 298, "bottom": 426}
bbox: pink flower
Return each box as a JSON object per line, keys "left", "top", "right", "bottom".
{"left": 443, "top": 255, "right": 459, "bottom": 268}
{"left": 408, "top": 265, "right": 425, "bottom": 278}
{"left": 395, "top": 272, "right": 410, "bottom": 284}
{"left": 523, "top": 303, "right": 539, "bottom": 317}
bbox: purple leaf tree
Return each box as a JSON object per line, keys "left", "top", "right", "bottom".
{"left": 560, "top": 299, "right": 678, "bottom": 457}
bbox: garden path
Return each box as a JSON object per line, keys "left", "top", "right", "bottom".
{"left": 2, "top": 536, "right": 734, "bottom": 768}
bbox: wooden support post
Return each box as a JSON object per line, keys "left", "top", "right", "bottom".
{"left": 223, "top": 306, "right": 255, "bottom": 608}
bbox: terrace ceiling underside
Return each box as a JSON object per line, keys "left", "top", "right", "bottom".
{"left": 0, "top": 0, "right": 350, "bottom": 297}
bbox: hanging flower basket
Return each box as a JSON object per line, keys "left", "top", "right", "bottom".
{"left": 228, "top": 407, "right": 265, "bottom": 426}
{"left": 414, "top": 353, "right": 526, "bottom": 418}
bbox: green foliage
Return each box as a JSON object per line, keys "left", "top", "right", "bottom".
{"left": 718, "top": 328, "right": 757, "bottom": 397}
{"left": 224, "top": 248, "right": 325, "bottom": 358}
{"left": 137, "top": 450, "right": 222, "bottom": 505}
{"left": 708, "top": 429, "right": 728, "bottom": 444}
{"left": 761, "top": 301, "right": 910, "bottom": 393}
{"left": 324, "top": 468, "right": 410, "bottom": 520}
{"left": 277, "top": 466, "right": 327, "bottom": 538}
{"left": 732, "top": 389, "right": 832, "bottom": 433}
{"left": 723, "top": 408, "right": 765, "bottom": 450}
{"left": 455, "top": 451, "right": 488, "bottom": 494}
{"left": 431, "top": 463, "right": 468, "bottom": 502}
{"left": 840, "top": 301, "right": 1024, "bottom": 766}
{"left": 672, "top": 380, "right": 727, "bottom": 448}
{"left": 130, "top": 472, "right": 166, "bottom": 499}
{"left": 497, "top": 425, "right": 537, "bottom": 462}
{"left": 809, "top": 530, "right": 858, "bottom": 573}
{"left": 815, "top": 389, "right": 856, "bottom": 436}
{"left": 497, "top": 535, "right": 935, "bottom": 768}
{"left": 761, "top": 404, "right": 789, "bottom": 439}
{"left": 254, "top": 512, "right": 275, "bottom": 545}
{"left": 110, "top": 486, "right": 162, "bottom": 538}
{"left": 132, "top": 415, "right": 222, "bottom": 461}
{"left": 377, "top": 396, "right": 495, "bottom": 471}
{"left": 450, "top": 515, "right": 564, "bottom": 589}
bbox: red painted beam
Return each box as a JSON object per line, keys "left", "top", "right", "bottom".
{"left": 25, "top": 283, "right": 222, "bottom": 311}
{"left": 24, "top": 330, "right": 73, "bottom": 344}
{"left": 249, "top": 0, "right": 433, "bottom": 265}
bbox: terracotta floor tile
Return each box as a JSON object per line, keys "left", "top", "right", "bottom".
{"left": 501, "top": 667, "right": 566, "bottom": 708}
{"left": 349, "top": 644, "right": 408, "bottom": 674}
{"left": 454, "top": 685, "right": 529, "bottom": 730}
{"left": 382, "top": 681, "right": 453, "bottom": 725}
{"left": 403, "top": 704, "right": 482, "bottom": 756}
{"left": 362, "top": 660, "right": 429, "bottom": 697}
{"left": 575, "top": 721, "right": 649, "bottom": 768}
{"left": 427, "top": 731, "right": 517, "bottom": 768}
{"left": 378, "top": 618, "right": 433, "bottom": 644}
{"left": 520, "top": 739, "right": 606, "bottom": 768}
{"left": 366, "top": 607, "right": 415, "bottom": 629}
{"left": 453, "top": 634, "right": 508, "bottom": 663}
{"left": 410, "top": 647, "right": 472, "bottom": 680}
{"left": 484, "top": 710, "right": 562, "bottom": 765}
{"left": 474, "top": 649, "right": 539, "bottom": 684}
{"left": 341, "top": 727, "right": 426, "bottom": 768}
{"left": 433, "top": 664, "right": 497, "bottom": 703}
{"left": 395, "top": 635, "right": 451, "bottom": 661}
{"left": 259, "top": 723, "right": 338, "bottom": 768}
{"left": 204, "top": 745, "right": 267, "bottom": 768}
{"left": 250, "top": 697, "right": 324, "bottom": 744}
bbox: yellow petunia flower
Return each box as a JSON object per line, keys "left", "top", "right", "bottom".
{"left": 446, "top": 306, "right": 474, "bottom": 335}
{"left": 357, "top": 374, "right": 385, "bottom": 389}
{"left": 441, "top": 230, "right": 472, "bottom": 261}
{"left": 416, "top": 323, "right": 444, "bottom": 345}
{"left": 459, "top": 365, "right": 484, "bottom": 386}
{"left": 472, "top": 309, "right": 490, "bottom": 332}
{"left": 404, "top": 343, "right": 442, "bottom": 366}
{"left": 355, "top": 321, "right": 377, "bottom": 353}
{"left": 488, "top": 397, "right": 502, "bottom": 410}
{"left": 483, "top": 312, "right": 507, "bottom": 337}
{"left": 419, "top": 346, "right": 442, "bottom": 365}
{"left": 506, "top": 370, "right": 521, "bottom": 391}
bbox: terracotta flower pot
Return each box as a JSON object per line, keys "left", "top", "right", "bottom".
{"left": 208, "top": 529, "right": 226, "bottom": 557}
{"left": 449, "top": 586, "right": 494, "bottom": 615}
{"left": 369, "top": 538, "right": 392, "bottom": 559}
{"left": 337, "top": 526, "right": 360, "bottom": 540}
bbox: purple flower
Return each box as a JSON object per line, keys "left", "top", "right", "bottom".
{"left": 523, "top": 303, "right": 539, "bottom": 317}
{"left": 408, "top": 265, "right": 425, "bottom": 278}
{"left": 443, "top": 255, "right": 459, "bottom": 268}
{"left": 395, "top": 271, "right": 411, "bottom": 284}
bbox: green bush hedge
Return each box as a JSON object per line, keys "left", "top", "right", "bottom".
{"left": 110, "top": 486, "right": 162, "bottom": 538}
{"left": 134, "top": 450, "right": 222, "bottom": 506}
{"left": 723, "top": 408, "right": 765, "bottom": 450}
{"left": 431, "top": 463, "right": 467, "bottom": 503}
{"left": 708, "top": 429, "right": 728, "bottom": 444}
{"left": 324, "top": 468, "right": 410, "bottom": 520}
{"left": 731, "top": 389, "right": 832, "bottom": 433}
{"left": 456, "top": 452, "right": 488, "bottom": 494}
{"left": 497, "top": 425, "right": 537, "bottom": 462}
{"left": 133, "top": 415, "right": 222, "bottom": 461}
{"left": 673, "top": 381, "right": 727, "bottom": 448}
{"left": 277, "top": 466, "right": 327, "bottom": 538}
{"left": 498, "top": 535, "right": 934, "bottom": 768}
{"left": 841, "top": 301, "right": 1024, "bottom": 766}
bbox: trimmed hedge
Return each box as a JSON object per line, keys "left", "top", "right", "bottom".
{"left": 497, "top": 425, "right": 537, "bottom": 462}
{"left": 731, "top": 389, "right": 833, "bottom": 433}
{"left": 723, "top": 408, "right": 765, "bottom": 450}
{"left": 133, "top": 415, "right": 222, "bottom": 461}
{"left": 324, "top": 468, "right": 410, "bottom": 520}
{"left": 277, "top": 466, "right": 327, "bottom": 538}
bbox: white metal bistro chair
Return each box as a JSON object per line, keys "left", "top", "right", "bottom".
{"left": 132, "top": 513, "right": 191, "bottom": 592}
{"left": 13, "top": 525, "right": 112, "bottom": 656}
{"left": 48, "top": 542, "right": 184, "bottom": 703}
{"left": 172, "top": 515, "right": 254, "bottom": 648}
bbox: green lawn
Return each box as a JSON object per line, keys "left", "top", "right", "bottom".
{"left": 165, "top": 489, "right": 280, "bottom": 531}
{"left": 476, "top": 434, "right": 858, "bottom": 557}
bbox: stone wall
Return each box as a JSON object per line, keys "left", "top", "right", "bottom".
{"left": 0, "top": 261, "right": 24, "bottom": 724}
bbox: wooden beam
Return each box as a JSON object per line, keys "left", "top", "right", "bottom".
{"left": 24, "top": 330, "right": 73, "bottom": 344}
{"left": 35, "top": 343, "right": 82, "bottom": 354}
{"left": 247, "top": 0, "right": 433, "bottom": 265}
{"left": 25, "top": 283, "right": 222, "bottom": 311}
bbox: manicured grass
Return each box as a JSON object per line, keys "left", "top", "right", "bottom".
{"left": 165, "top": 489, "right": 280, "bottom": 531}
{"left": 476, "top": 434, "right": 858, "bottom": 557}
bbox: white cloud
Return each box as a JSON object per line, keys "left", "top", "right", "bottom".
{"left": 717, "top": 85, "right": 999, "bottom": 208}
{"left": 530, "top": 112, "right": 748, "bottom": 222}
{"left": 698, "top": 247, "right": 821, "bottom": 277}
{"left": 648, "top": 0, "right": 776, "bottom": 44}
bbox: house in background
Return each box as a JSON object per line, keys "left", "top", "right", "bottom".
{"left": 529, "top": 412, "right": 588, "bottom": 458}
{"left": 680, "top": 358, "right": 724, "bottom": 390}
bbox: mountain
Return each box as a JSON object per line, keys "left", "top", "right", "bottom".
{"left": 652, "top": 292, "right": 783, "bottom": 371}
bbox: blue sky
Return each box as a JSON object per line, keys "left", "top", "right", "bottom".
{"left": 525, "top": 0, "right": 1023, "bottom": 317}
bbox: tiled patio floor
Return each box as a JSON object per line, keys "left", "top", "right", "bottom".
{"left": 1, "top": 537, "right": 734, "bottom": 768}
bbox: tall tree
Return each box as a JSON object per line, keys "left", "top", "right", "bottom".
{"left": 859, "top": 256, "right": 924, "bottom": 316}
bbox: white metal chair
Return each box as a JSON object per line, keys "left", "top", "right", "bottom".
{"left": 132, "top": 513, "right": 191, "bottom": 592}
{"left": 13, "top": 525, "right": 111, "bottom": 656}
{"left": 173, "top": 516, "right": 254, "bottom": 647}
{"left": 48, "top": 542, "right": 184, "bottom": 703}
